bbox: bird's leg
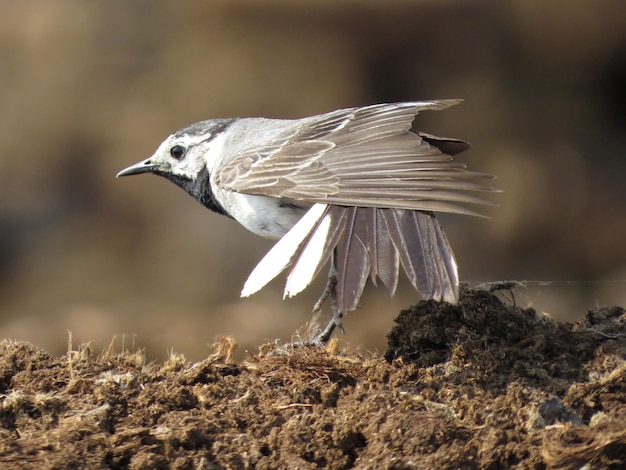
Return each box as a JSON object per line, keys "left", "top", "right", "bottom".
{"left": 315, "top": 294, "right": 343, "bottom": 345}
{"left": 311, "top": 256, "right": 344, "bottom": 345}
{"left": 311, "top": 267, "right": 336, "bottom": 316}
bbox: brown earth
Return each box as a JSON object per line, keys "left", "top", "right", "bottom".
{"left": 0, "top": 287, "right": 624, "bottom": 469}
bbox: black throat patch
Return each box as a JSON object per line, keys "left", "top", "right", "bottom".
{"left": 158, "top": 166, "right": 231, "bottom": 218}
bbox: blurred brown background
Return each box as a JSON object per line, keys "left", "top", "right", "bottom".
{"left": 1, "top": 0, "right": 625, "bottom": 361}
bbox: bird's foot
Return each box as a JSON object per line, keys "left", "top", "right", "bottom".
{"left": 314, "top": 308, "right": 344, "bottom": 345}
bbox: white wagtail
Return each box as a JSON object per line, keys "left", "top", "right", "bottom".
{"left": 117, "top": 100, "right": 496, "bottom": 343}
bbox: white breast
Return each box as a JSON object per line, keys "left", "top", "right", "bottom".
{"left": 214, "top": 188, "right": 308, "bottom": 239}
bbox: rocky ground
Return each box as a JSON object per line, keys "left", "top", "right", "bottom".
{"left": 0, "top": 287, "right": 624, "bottom": 469}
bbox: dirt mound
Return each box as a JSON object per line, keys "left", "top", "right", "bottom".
{"left": 0, "top": 288, "right": 624, "bottom": 469}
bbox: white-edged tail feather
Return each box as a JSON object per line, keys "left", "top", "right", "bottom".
{"left": 284, "top": 206, "right": 347, "bottom": 298}
{"left": 241, "top": 203, "right": 328, "bottom": 297}
{"left": 243, "top": 205, "right": 460, "bottom": 309}
{"left": 284, "top": 212, "right": 333, "bottom": 297}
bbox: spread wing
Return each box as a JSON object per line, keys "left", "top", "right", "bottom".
{"left": 214, "top": 100, "right": 497, "bottom": 217}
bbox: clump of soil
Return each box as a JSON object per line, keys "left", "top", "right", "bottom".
{"left": 0, "top": 287, "right": 625, "bottom": 469}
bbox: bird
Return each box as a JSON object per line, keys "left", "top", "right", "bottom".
{"left": 117, "top": 100, "right": 497, "bottom": 344}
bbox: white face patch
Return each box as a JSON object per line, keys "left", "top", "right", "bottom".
{"left": 201, "top": 130, "right": 228, "bottom": 174}
{"left": 149, "top": 124, "right": 228, "bottom": 181}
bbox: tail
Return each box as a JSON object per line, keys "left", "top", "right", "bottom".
{"left": 241, "top": 204, "right": 459, "bottom": 312}
{"left": 333, "top": 207, "right": 458, "bottom": 312}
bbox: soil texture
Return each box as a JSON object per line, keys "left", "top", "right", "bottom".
{"left": 0, "top": 287, "right": 625, "bottom": 469}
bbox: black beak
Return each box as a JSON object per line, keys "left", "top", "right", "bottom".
{"left": 116, "top": 159, "right": 160, "bottom": 177}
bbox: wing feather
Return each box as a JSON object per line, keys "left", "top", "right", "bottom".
{"left": 215, "top": 100, "right": 496, "bottom": 217}
{"left": 228, "top": 101, "right": 492, "bottom": 311}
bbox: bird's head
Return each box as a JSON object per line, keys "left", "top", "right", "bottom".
{"left": 116, "top": 118, "right": 236, "bottom": 215}
{"left": 116, "top": 118, "right": 235, "bottom": 182}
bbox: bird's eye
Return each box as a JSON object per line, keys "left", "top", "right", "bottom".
{"left": 170, "top": 145, "right": 186, "bottom": 160}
